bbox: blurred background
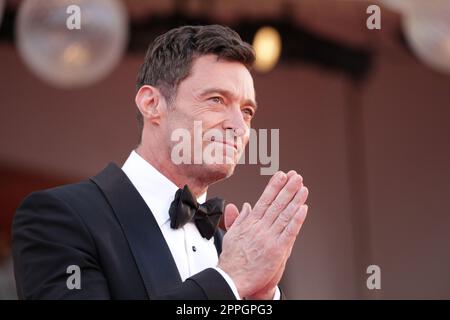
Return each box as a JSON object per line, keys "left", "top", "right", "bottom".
{"left": 0, "top": 0, "right": 449, "bottom": 299}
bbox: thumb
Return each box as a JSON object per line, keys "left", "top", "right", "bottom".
{"left": 224, "top": 202, "right": 253, "bottom": 230}
{"left": 224, "top": 203, "right": 239, "bottom": 231}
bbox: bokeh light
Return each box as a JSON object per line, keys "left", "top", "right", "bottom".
{"left": 403, "top": 2, "right": 450, "bottom": 74}
{"left": 252, "top": 26, "right": 282, "bottom": 73}
{"left": 383, "top": 0, "right": 450, "bottom": 74}
{"left": 16, "top": 0, "right": 129, "bottom": 88}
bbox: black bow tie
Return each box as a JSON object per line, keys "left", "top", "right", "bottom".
{"left": 169, "top": 185, "right": 224, "bottom": 240}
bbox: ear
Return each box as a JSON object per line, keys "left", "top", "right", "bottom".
{"left": 135, "top": 85, "right": 164, "bottom": 125}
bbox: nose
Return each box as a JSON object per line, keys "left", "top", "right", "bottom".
{"left": 223, "top": 106, "right": 248, "bottom": 138}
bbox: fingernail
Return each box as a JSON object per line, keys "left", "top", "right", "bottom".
{"left": 272, "top": 171, "right": 281, "bottom": 181}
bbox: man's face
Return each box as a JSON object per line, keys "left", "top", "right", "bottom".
{"left": 162, "top": 54, "right": 256, "bottom": 183}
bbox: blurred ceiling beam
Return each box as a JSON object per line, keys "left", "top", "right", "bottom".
{"left": 0, "top": 0, "right": 408, "bottom": 81}
{"left": 2, "top": 0, "right": 402, "bottom": 47}
{"left": 123, "top": 0, "right": 402, "bottom": 47}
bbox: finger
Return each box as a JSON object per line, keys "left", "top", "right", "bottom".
{"left": 261, "top": 174, "right": 303, "bottom": 226}
{"left": 278, "top": 204, "right": 308, "bottom": 247}
{"left": 224, "top": 203, "right": 240, "bottom": 230}
{"left": 286, "top": 170, "right": 297, "bottom": 178}
{"left": 268, "top": 170, "right": 298, "bottom": 224}
{"left": 252, "top": 171, "right": 288, "bottom": 219}
{"left": 231, "top": 202, "right": 252, "bottom": 227}
{"left": 264, "top": 245, "right": 293, "bottom": 290}
{"left": 270, "top": 186, "right": 308, "bottom": 233}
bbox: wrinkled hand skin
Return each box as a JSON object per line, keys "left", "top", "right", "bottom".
{"left": 219, "top": 170, "right": 309, "bottom": 299}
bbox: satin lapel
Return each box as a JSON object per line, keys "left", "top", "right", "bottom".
{"left": 90, "top": 163, "right": 182, "bottom": 298}
{"left": 213, "top": 228, "right": 225, "bottom": 256}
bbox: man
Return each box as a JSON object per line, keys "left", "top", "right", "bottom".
{"left": 12, "top": 25, "right": 309, "bottom": 300}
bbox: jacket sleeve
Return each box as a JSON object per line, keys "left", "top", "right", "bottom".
{"left": 12, "top": 190, "right": 111, "bottom": 299}
{"left": 158, "top": 268, "right": 236, "bottom": 300}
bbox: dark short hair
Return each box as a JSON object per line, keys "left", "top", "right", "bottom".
{"left": 135, "top": 24, "right": 255, "bottom": 135}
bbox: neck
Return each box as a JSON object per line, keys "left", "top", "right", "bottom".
{"left": 135, "top": 144, "right": 209, "bottom": 198}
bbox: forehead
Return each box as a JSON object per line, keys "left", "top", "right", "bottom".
{"left": 180, "top": 54, "right": 255, "bottom": 100}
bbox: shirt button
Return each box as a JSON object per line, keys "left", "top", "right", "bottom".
{"left": 192, "top": 246, "right": 197, "bottom": 252}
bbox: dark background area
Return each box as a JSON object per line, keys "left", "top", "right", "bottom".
{"left": 1, "top": 0, "right": 449, "bottom": 299}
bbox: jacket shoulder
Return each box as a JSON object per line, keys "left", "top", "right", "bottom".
{"left": 31, "top": 179, "right": 103, "bottom": 204}
{"left": 14, "top": 178, "right": 113, "bottom": 242}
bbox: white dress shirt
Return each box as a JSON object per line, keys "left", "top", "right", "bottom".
{"left": 122, "top": 150, "right": 280, "bottom": 300}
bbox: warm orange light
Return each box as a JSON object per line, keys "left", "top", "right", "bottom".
{"left": 252, "top": 26, "right": 282, "bottom": 73}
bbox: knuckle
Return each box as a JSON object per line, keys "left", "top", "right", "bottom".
{"left": 271, "top": 199, "right": 285, "bottom": 212}
{"left": 257, "top": 199, "right": 271, "bottom": 210}
{"left": 284, "top": 224, "right": 297, "bottom": 238}
{"left": 279, "top": 211, "right": 292, "bottom": 224}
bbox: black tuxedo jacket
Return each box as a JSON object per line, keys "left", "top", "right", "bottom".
{"left": 12, "top": 163, "right": 236, "bottom": 300}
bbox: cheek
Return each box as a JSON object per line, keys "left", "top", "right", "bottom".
{"left": 242, "top": 130, "right": 250, "bottom": 146}
{"left": 200, "top": 112, "right": 225, "bottom": 128}
{"left": 167, "top": 109, "right": 197, "bottom": 133}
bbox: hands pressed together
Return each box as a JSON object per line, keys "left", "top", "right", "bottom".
{"left": 218, "top": 170, "right": 309, "bottom": 300}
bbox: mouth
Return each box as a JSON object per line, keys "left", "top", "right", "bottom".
{"left": 209, "top": 136, "right": 238, "bottom": 151}
{"left": 221, "top": 140, "right": 238, "bottom": 151}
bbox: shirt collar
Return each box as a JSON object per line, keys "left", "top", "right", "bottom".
{"left": 121, "top": 150, "right": 207, "bottom": 227}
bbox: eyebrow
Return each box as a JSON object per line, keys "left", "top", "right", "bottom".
{"left": 197, "top": 87, "right": 258, "bottom": 111}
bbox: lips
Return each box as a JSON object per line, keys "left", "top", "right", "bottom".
{"left": 221, "top": 140, "right": 237, "bottom": 150}
{"left": 210, "top": 136, "right": 238, "bottom": 151}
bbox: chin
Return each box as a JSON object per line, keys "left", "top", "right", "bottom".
{"left": 202, "top": 162, "right": 236, "bottom": 182}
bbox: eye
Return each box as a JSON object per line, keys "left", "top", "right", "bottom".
{"left": 243, "top": 108, "right": 255, "bottom": 117}
{"left": 210, "top": 96, "right": 224, "bottom": 104}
